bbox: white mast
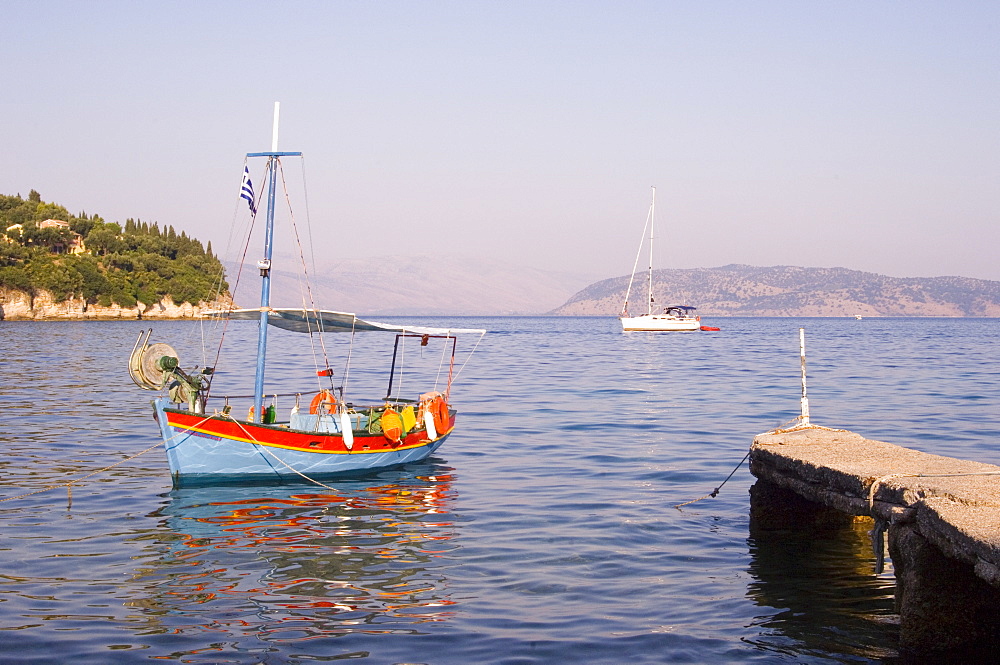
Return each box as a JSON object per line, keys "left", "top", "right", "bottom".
{"left": 251, "top": 101, "right": 301, "bottom": 422}
{"left": 271, "top": 102, "right": 280, "bottom": 151}
{"left": 647, "top": 186, "right": 655, "bottom": 316}
{"left": 620, "top": 187, "right": 657, "bottom": 319}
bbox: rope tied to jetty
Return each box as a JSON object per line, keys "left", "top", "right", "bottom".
{"left": 672, "top": 415, "right": 840, "bottom": 509}
{"left": 865, "top": 470, "right": 1000, "bottom": 575}
{"left": 674, "top": 448, "right": 752, "bottom": 509}
{"left": 761, "top": 414, "right": 848, "bottom": 437}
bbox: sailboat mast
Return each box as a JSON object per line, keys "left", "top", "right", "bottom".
{"left": 647, "top": 187, "right": 655, "bottom": 316}
{"left": 248, "top": 102, "right": 302, "bottom": 422}
{"left": 621, "top": 187, "right": 656, "bottom": 319}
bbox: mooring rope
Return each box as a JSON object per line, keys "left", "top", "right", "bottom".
{"left": 674, "top": 448, "right": 752, "bottom": 509}
{"left": 0, "top": 440, "right": 164, "bottom": 505}
{"left": 0, "top": 412, "right": 224, "bottom": 505}
{"left": 224, "top": 415, "right": 343, "bottom": 492}
{"left": 864, "top": 470, "right": 1000, "bottom": 575}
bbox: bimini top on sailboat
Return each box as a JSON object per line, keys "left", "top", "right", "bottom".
{"left": 127, "top": 104, "right": 485, "bottom": 487}
{"left": 619, "top": 187, "right": 701, "bottom": 332}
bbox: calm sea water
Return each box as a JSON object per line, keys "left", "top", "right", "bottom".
{"left": 1, "top": 317, "right": 998, "bottom": 664}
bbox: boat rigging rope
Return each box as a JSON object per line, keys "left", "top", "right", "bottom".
{"left": 340, "top": 324, "right": 357, "bottom": 402}
{"left": 211, "top": 155, "right": 257, "bottom": 315}
{"left": 434, "top": 335, "right": 449, "bottom": 393}
{"left": 449, "top": 331, "right": 486, "bottom": 386}
{"left": 674, "top": 448, "right": 752, "bottom": 509}
{"left": 204, "top": 160, "right": 262, "bottom": 399}
{"left": 621, "top": 199, "right": 653, "bottom": 318}
{"left": 299, "top": 157, "right": 320, "bottom": 294}
{"left": 277, "top": 158, "right": 334, "bottom": 390}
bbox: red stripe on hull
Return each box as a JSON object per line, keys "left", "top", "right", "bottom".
{"left": 164, "top": 409, "right": 454, "bottom": 455}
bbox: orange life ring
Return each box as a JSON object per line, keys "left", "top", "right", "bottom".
{"left": 432, "top": 397, "right": 450, "bottom": 434}
{"left": 309, "top": 390, "right": 337, "bottom": 415}
{"left": 381, "top": 408, "right": 403, "bottom": 443}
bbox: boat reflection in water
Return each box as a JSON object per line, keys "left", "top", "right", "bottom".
{"left": 127, "top": 463, "right": 458, "bottom": 647}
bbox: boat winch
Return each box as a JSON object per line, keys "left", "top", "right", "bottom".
{"left": 129, "top": 329, "right": 212, "bottom": 412}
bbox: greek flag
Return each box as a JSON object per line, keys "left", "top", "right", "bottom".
{"left": 240, "top": 166, "right": 257, "bottom": 215}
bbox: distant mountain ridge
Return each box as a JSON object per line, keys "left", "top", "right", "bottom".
{"left": 551, "top": 265, "right": 1000, "bottom": 317}
{"left": 228, "top": 253, "right": 597, "bottom": 316}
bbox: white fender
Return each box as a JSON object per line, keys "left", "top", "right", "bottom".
{"left": 340, "top": 412, "right": 354, "bottom": 450}
{"left": 423, "top": 407, "right": 438, "bottom": 440}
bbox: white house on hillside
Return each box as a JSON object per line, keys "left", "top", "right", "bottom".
{"left": 39, "top": 219, "right": 86, "bottom": 254}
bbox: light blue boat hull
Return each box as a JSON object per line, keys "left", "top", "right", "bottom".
{"left": 153, "top": 398, "right": 449, "bottom": 487}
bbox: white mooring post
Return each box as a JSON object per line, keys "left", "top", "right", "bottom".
{"left": 799, "top": 327, "right": 811, "bottom": 426}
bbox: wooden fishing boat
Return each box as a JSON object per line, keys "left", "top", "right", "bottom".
{"left": 128, "top": 104, "right": 484, "bottom": 487}
{"left": 619, "top": 187, "right": 702, "bottom": 332}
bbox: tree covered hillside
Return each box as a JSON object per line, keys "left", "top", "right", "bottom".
{"left": 0, "top": 190, "right": 228, "bottom": 308}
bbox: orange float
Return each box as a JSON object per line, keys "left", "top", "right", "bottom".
{"left": 432, "top": 396, "right": 450, "bottom": 434}
{"left": 309, "top": 390, "right": 337, "bottom": 415}
{"left": 381, "top": 408, "right": 403, "bottom": 443}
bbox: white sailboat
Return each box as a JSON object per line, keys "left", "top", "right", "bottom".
{"left": 619, "top": 187, "right": 701, "bottom": 332}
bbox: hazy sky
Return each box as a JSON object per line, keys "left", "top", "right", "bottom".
{"left": 4, "top": 1, "right": 998, "bottom": 282}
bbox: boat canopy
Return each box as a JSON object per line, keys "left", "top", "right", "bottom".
{"left": 662, "top": 305, "right": 697, "bottom": 315}
{"left": 206, "top": 307, "right": 486, "bottom": 336}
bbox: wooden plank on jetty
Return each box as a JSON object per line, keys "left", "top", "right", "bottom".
{"left": 749, "top": 426, "right": 1000, "bottom": 653}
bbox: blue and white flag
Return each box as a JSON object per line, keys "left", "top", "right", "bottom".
{"left": 240, "top": 166, "right": 257, "bottom": 215}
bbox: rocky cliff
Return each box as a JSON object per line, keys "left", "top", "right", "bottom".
{"left": 0, "top": 288, "right": 229, "bottom": 320}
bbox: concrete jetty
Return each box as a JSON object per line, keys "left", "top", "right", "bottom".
{"left": 749, "top": 426, "right": 1000, "bottom": 653}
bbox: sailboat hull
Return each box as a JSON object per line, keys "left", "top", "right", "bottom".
{"left": 620, "top": 315, "right": 700, "bottom": 332}
{"left": 154, "top": 398, "right": 452, "bottom": 486}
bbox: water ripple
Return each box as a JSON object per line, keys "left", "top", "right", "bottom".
{"left": 0, "top": 317, "right": 997, "bottom": 663}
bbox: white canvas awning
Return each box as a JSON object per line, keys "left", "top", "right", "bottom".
{"left": 205, "top": 308, "right": 486, "bottom": 336}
